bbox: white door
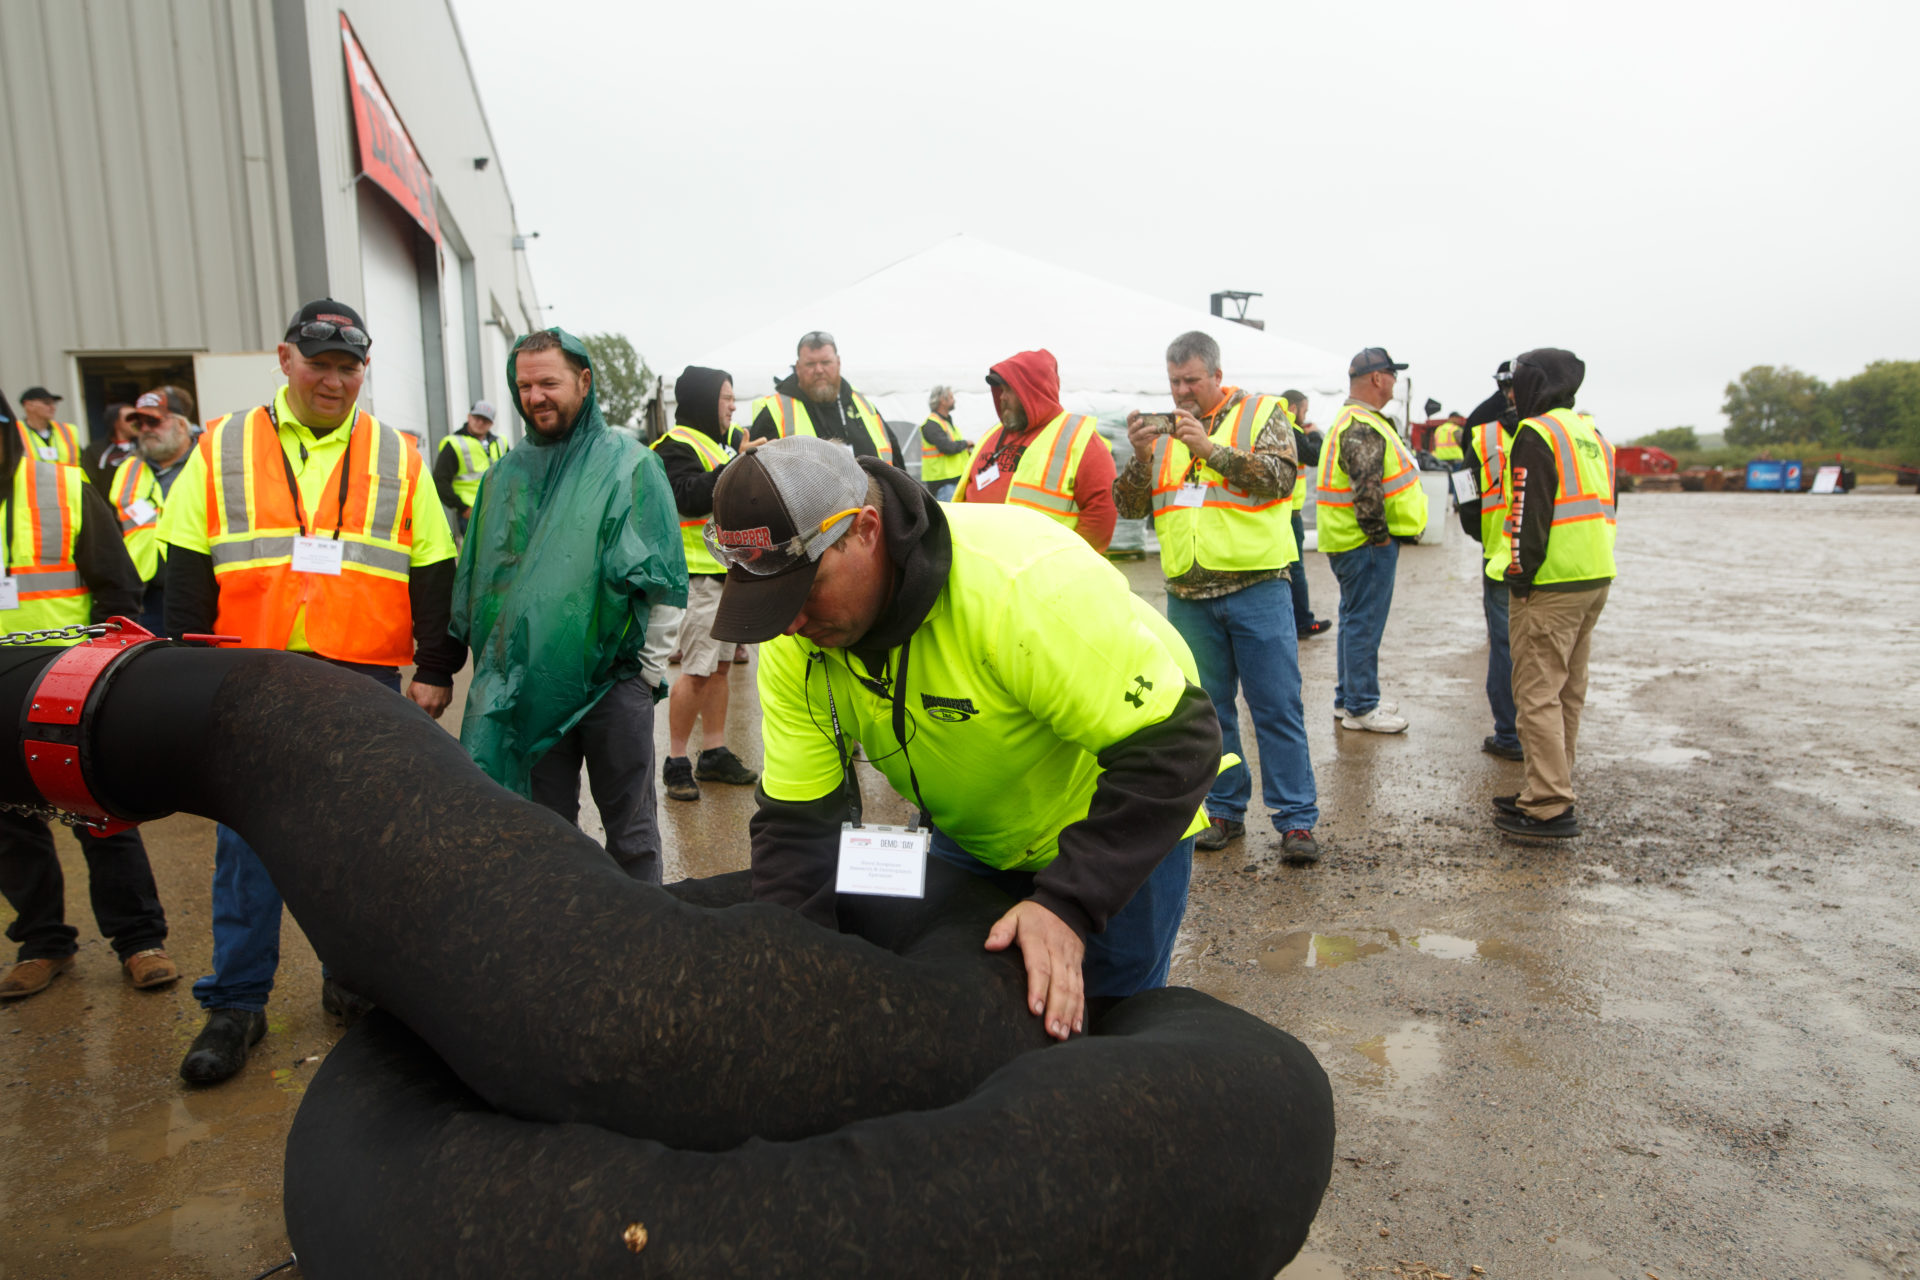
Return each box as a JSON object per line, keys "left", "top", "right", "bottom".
{"left": 357, "top": 185, "right": 430, "bottom": 442}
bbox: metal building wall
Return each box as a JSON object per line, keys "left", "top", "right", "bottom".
{"left": 0, "top": 0, "right": 296, "bottom": 402}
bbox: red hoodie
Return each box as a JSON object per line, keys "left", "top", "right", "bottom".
{"left": 967, "top": 349, "right": 1117, "bottom": 552}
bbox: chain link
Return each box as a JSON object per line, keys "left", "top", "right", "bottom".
{"left": 0, "top": 622, "right": 112, "bottom": 647}
{"left": 0, "top": 798, "right": 116, "bottom": 831}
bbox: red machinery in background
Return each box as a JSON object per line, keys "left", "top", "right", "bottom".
{"left": 1615, "top": 445, "right": 1679, "bottom": 476}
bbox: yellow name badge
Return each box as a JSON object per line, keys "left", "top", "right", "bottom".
{"left": 835, "top": 823, "right": 930, "bottom": 898}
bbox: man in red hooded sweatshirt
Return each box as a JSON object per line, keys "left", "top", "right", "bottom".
{"left": 953, "top": 350, "right": 1116, "bottom": 553}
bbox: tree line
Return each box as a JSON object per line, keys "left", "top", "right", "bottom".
{"left": 1720, "top": 361, "right": 1919, "bottom": 450}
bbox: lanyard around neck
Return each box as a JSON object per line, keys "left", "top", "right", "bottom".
{"left": 268, "top": 400, "right": 354, "bottom": 539}
{"left": 815, "top": 636, "right": 929, "bottom": 826}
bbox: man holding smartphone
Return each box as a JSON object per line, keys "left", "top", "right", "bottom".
{"left": 1113, "top": 331, "right": 1320, "bottom": 865}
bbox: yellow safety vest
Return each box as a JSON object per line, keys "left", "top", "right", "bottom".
{"left": 1146, "top": 393, "right": 1296, "bottom": 578}
{"left": 919, "top": 414, "right": 970, "bottom": 484}
{"left": 110, "top": 457, "right": 166, "bottom": 583}
{"left": 752, "top": 389, "right": 894, "bottom": 464}
{"left": 649, "top": 424, "right": 732, "bottom": 574}
{"left": 756, "top": 504, "right": 1209, "bottom": 871}
{"left": 1289, "top": 425, "right": 1311, "bottom": 512}
{"left": 954, "top": 411, "right": 1106, "bottom": 533}
{"left": 16, "top": 420, "right": 82, "bottom": 466}
{"left": 1315, "top": 403, "right": 1428, "bottom": 554}
{"left": 1472, "top": 420, "right": 1511, "bottom": 582}
{"left": 1503, "top": 407, "right": 1617, "bottom": 585}
{"left": 1432, "top": 422, "right": 1465, "bottom": 462}
{"left": 439, "top": 431, "right": 503, "bottom": 507}
{"left": 3, "top": 458, "right": 90, "bottom": 638}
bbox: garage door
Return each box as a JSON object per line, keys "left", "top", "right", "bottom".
{"left": 357, "top": 184, "right": 430, "bottom": 442}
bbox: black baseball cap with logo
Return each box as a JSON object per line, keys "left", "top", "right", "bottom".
{"left": 19, "top": 386, "right": 62, "bottom": 405}
{"left": 708, "top": 436, "right": 872, "bottom": 644}
{"left": 284, "top": 299, "right": 372, "bottom": 361}
{"left": 1348, "top": 348, "right": 1409, "bottom": 378}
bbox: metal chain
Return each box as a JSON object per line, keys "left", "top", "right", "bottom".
{"left": 0, "top": 622, "right": 112, "bottom": 647}
{"left": 0, "top": 622, "right": 125, "bottom": 828}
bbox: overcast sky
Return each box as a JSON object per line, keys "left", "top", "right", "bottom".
{"left": 451, "top": 0, "right": 1918, "bottom": 440}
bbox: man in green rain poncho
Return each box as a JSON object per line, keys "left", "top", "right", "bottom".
{"left": 452, "top": 329, "right": 688, "bottom": 882}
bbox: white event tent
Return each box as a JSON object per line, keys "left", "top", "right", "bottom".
{"left": 692, "top": 235, "right": 1360, "bottom": 443}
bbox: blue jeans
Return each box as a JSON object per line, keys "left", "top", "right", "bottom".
{"left": 1165, "top": 576, "right": 1319, "bottom": 833}
{"left": 193, "top": 663, "right": 401, "bottom": 1012}
{"left": 930, "top": 828, "right": 1194, "bottom": 997}
{"left": 1482, "top": 575, "right": 1519, "bottom": 749}
{"left": 1288, "top": 510, "right": 1319, "bottom": 629}
{"left": 1328, "top": 539, "right": 1399, "bottom": 716}
{"left": 928, "top": 478, "right": 959, "bottom": 502}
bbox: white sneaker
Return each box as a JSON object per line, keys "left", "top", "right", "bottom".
{"left": 1334, "top": 700, "right": 1398, "bottom": 720}
{"left": 1340, "top": 706, "right": 1409, "bottom": 734}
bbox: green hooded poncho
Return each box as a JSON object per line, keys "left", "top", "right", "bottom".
{"left": 451, "top": 328, "right": 688, "bottom": 795}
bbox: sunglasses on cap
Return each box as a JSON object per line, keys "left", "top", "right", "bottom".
{"left": 293, "top": 319, "right": 371, "bottom": 348}
{"left": 131, "top": 411, "right": 170, "bottom": 428}
{"left": 703, "top": 507, "right": 862, "bottom": 577}
{"left": 798, "top": 331, "right": 836, "bottom": 349}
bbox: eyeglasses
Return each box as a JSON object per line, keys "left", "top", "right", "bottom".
{"left": 292, "top": 319, "right": 371, "bottom": 348}
{"left": 704, "top": 507, "right": 862, "bottom": 577}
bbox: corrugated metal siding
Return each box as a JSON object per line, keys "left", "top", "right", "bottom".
{"left": 0, "top": 0, "right": 295, "bottom": 394}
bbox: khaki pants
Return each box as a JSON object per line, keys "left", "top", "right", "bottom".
{"left": 1508, "top": 584, "right": 1609, "bottom": 820}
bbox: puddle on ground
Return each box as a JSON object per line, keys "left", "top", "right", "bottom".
{"left": 1275, "top": 1247, "right": 1348, "bottom": 1277}
{"left": 1258, "top": 928, "right": 1485, "bottom": 972}
{"left": 1635, "top": 744, "right": 1712, "bottom": 766}
{"left": 1347, "top": 1020, "right": 1445, "bottom": 1118}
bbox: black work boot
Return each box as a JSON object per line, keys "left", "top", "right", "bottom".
{"left": 321, "top": 976, "right": 375, "bottom": 1028}
{"left": 180, "top": 1008, "right": 268, "bottom": 1085}
{"left": 694, "top": 746, "right": 760, "bottom": 786}
{"left": 1494, "top": 807, "right": 1580, "bottom": 838}
{"left": 1195, "top": 817, "right": 1244, "bottom": 852}
{"left": 663, "top": 755, "right": 700, "bottom": 801}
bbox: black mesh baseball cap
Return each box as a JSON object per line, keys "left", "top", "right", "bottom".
{"left": 1349, "top": 348, "right": 1408, "bottom": 377}
{"left": 19, "top": 386, "right": 61, "bottom": 404}
{"left": 709, "top": 436, "right": 871, "bottom": 644}
{"left": 284, "top": 299, "right": 372, "bottom": 361}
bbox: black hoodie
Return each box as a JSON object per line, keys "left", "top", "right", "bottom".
{"left": 748, "top": 458, "right": 1222, "bottom": 941}
{"left": 655, "top": 367, "right": 736, "bottom": 570}
{"left": 747, "top": 372, "right": 886, "bottom": 461}
{"left": 1506, "top": 348, "right": 1608, "bottom": 594}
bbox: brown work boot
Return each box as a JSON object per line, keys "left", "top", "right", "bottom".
{"left": 0, "top": 955, "right": 75, "bottom": 1000}
{"left": 122, "top": 948, "right": 179, "bottom": 989}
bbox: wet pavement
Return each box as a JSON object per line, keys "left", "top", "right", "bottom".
{"left": 3, "top": 489, "right": 1918, "bottom": 1279}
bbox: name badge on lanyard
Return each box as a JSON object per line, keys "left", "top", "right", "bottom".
{"left": 126, "top": 498, "right": 159, "bottom": 526}
{"left": 835, "top": 822, "right": 930, "bottom": 898}
{"left": 291, "top": 535, "right": 345, "bottom": 576}
{"left": 36, "top": 446, "right": 57, "bottom": 462}
{"left": 0, "top": 575, "right": 18, "bottom": 610}
{"left": 1173, "top": 483, "right": 1208, "bottom": 508}
{"left": 974, "top": 463, "right": 1001, "bottom": 490}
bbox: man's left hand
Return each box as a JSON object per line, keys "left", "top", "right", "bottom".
{"left": 985, "top": 900, "right": 1086, "bottom": 1041}
{"left": 407, "top": 680, "right": 453, "bottom": 719}
{"left": 1170, "top": 411, "right": 1215, "bottom": 460}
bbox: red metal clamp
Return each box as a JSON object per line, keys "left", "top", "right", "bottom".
{"left": 20, "top": 617, "right": 167, "bottom": 835}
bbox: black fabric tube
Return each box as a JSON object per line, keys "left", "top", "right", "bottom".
{"left": 286, "top": 993, "right": 1334, "bottom": 1279}
{"left": 0, "top": 646, "right": 1058, "bottom": 1147}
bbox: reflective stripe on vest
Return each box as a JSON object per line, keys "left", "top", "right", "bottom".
{"left": 649, "top": 424, "right": 732, "bottom": 574}
{"left": 16, "top": 419, "right": 82, "bottom": 466}
{"left": 753, "top": 391, "right": 894, "bottom": 464}
{"left": 200, "top": 405, "right": 419, "bottom": 663}
{"left": 112, "top": 457, "right": 165, "bottom": 582}
{"left": 958, "top": 412, "right": 1102, "bottom": 530}
{"left": 1147, "top": 392, "right": 1296, "bottom": 578}
{"left": 920, "top": 414, "right": 970, "bottom": 482}
{"left": 1507, "top": 407, "right": 1617, "bottom": 585}
{"left": 1314, "top": 403, "right": 1428, "bottom": 553}
{"left": 442, "top": 432, "right": 501, "bottom": 506}
{"left": 1473, "top": 420, "right": 1511, "bottom": 581}
{"left": 3, "top": 458, "right": 89, "bottom": 636}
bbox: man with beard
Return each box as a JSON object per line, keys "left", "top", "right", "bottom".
{"left": 919, "top": 385, "right": 972, "bottom": 501}
{"left": 747, "top": 332, "right": 896, "bottom": 464}
{"left": 954, "top": 350, "right": 1115, "bottom": 552}
{"left": 112, "top": 386, "right": 200, "bottom": 633}
{"left": 1493, "top": 349, "right": 1617, "bottom": 839}
{"left": 453, "top": 329, "right": 685, "bottom": 879}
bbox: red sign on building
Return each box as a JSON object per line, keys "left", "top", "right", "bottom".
{"left": 340, "top": 14, "right": 440, "bottom": 243}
